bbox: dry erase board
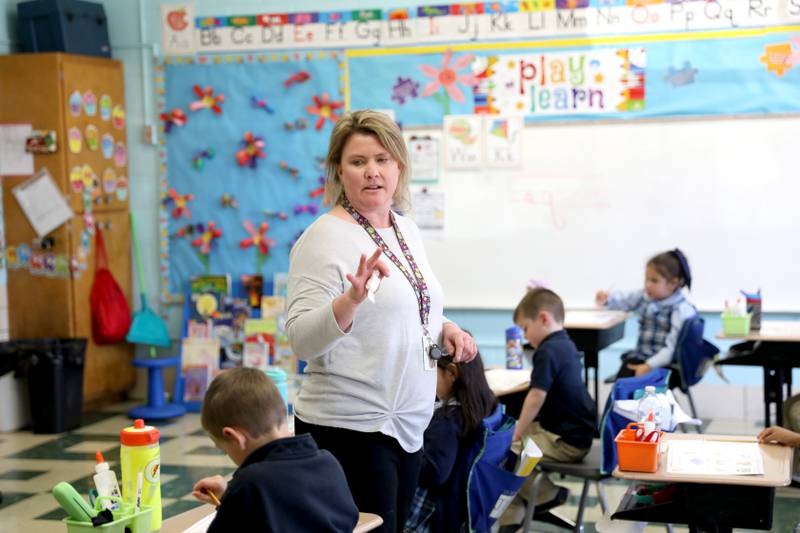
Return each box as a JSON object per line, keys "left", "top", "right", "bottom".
{"left": 406, "top": 115, "right": 800, "bottom": 311}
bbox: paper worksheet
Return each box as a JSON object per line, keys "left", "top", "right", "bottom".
{"left": 667, "top": 440, "right": 764, "bottom": 476}
{"left": 0, "top": 124, "right": 34, "bottom": 176}
{"left": 11, "top": 168, "right": 74, "bottom": 237}
{"left": 182, "top": 510, "right": 216, "bottom": 533}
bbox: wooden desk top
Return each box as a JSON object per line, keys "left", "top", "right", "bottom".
{"left": 613, "top": 433, "right": 793, "bottom": 487}
{"left": 715, "top": 320, "right": 800, "bottom": 342}
{"left": 161, "top": 505, "right": 383, "bottom": 533}
{"left": 485, "top": 367, "right": 530, "bottom": 396}
{"left": 565, "top": 310, "right": 629, "bottom": 330}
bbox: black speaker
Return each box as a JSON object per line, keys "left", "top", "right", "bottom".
{"left": 17, "top": 0, "right": 111, "bottom": 58}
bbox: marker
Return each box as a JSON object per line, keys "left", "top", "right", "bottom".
{"left": 135, "top": 471, "right": 143, "bottom": 513}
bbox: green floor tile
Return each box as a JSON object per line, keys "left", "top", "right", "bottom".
{"left": 160, "top": 465, "right": 235, "bottom": 499}
{"left": 162, "top": 498, "right": 205, "bottom": 520}
{"left": 187, "top": 445, "right": 223, "bottom": 455}
{"left": 0, "top": 469, "right": 47, "bottom": 480}
{"left": 0, "top": 491, "right": 36, "bottom": 511}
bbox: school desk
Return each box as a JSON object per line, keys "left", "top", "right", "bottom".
{"left": 160, "top": 505, "right": 384, "bottom": 532}
{"left": 715, "top": 320, "right": 800, "bottom": 427}
{"left": 611, "top": 433, "right": 792, "bottom": 532}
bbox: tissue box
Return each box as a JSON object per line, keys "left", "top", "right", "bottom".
{"left": 721, "top": 313, "right": 751, "bottom": 336}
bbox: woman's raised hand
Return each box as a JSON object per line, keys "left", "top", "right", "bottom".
{"left": 345, "top": 248, "right": 390, "bottom": 304}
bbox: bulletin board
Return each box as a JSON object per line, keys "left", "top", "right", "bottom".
{"left": 156, "top": 53, "right": 343, "bottom": 302}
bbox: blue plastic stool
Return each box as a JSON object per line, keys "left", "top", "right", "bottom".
{"left": 129, "top": 357, "right": 186, "bottom": 420}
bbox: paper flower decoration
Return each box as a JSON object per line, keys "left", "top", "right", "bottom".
{"left": 279, "top": 160, "right": 300, "bottom": 179}
{"left": 251, "top": 96, "right": 274, "bottom": 114}
{"left": 189, "top": 85, "right": 225, "bottom": 114}
{"left": 263, "top": 209, "right": 289, "bottom": 221}
{"left": 236, "top": 132, "right": 266, "bottom": 168}
{"left": 293, "top": 203, "right": 319, "bottom": 215}
{"left": 284, "top": 70, "right": 310, "bottom": 88}
{"left": 192, "top": 221, "right": 222, "bottom": 255}
{"left": 192, "top": 148, "right": 215, "bottom": 170}
{"left": 420, "top": 49, "right": 476, "bottom": 115}
{"left": 309, "top": 177, "right": 325, "bottom": 198}
{"left": 240, "top": 220, "right": 275, "bottom": 255}
{"left": 306, "top": 93, "right": 343, "bottom": 130}
{"left": 163, "top": 188, "right": 193, "bottom": 219}
{"left": 220, "top": 193, "right": 239, "bottom": 208}
{"left": 160, "top": 108, "right": 187, "bottom": 133}
{"left": 175, "top": 223, "right": 205, "bottom": 237}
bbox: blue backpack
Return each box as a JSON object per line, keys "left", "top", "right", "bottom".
{"left": 673, "top": 315, "right": 719, "bottom": 389}
{"left": 465, "top": 404, "right": 526, "bottom": 532}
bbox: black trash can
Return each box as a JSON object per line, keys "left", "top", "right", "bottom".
{"left": 15, "top": 338, "right": 87, "bottom": 433}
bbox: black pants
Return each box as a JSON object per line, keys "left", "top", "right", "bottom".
{"left": 295, "top": 417, "right": 423, "bottom": 533}
{"left": 614, "top": 350, "right": 647, "bottom": 380}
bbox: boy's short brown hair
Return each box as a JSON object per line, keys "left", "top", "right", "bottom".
{"left": 513, "top": 287, "right": 565, "bottom": 324}
{"left": 201, "top": 367, "right": 286, "bottom": 439}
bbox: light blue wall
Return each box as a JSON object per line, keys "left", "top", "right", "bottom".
{"left": 1, "top": 0, "right": 797, "bottom": 387}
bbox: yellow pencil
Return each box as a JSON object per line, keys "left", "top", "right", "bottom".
{"left": 205, "top": 489, "right": 221, "bottom": 507}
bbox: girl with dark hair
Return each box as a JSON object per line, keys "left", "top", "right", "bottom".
{"left": 405, "top": 351, "right": 498, "bottom": 533}
{"left": 596, "top": 248, "right": 697, "bottom": 380}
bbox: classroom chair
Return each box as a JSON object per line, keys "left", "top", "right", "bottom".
{"left": 667, "top": 315, "right": 720, "bottom": 433}
{"left": 521, "top": 440, "right": 608, "bottom": 533}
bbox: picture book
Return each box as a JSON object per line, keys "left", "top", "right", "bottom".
{"left": 181, "top": 338, "right": 220, "bottom": 374}
{"left": 187, "top": 319, "right": 212, "bottom": 339}
{"left": 273, "top": 272, "right": 288, "bottom": 298}
{"left": 260, "top": 296, "right": 285, "bottom": 319}
{"left": 243, "top": 342, "right": 270, "bottom": 370}
{"left": 183, "top": 365, "right": 210, "bottom": 402}
{"left": 190, "top": 274, "right": 231, "bottom": 320}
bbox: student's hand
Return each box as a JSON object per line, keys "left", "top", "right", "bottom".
{"left": 595, "top": 290, "right": 609, "bottom": 307}
{"left": 192, "top": 475, "right": 228, "bottom": 505}
{"left": 345, "top": 248, "right": 390, "bottom": 305}
{"left": 627, "top": 363, "right": 652, "bottom": 377}
{"left": 442, "top": 323, "right": 477, "bottom": 363}
{"left": 758, "top": 426, "right": 800, "bottom": 447}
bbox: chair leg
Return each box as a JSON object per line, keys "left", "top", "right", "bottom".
{"left": 665, "top": 525, "right": 674, "bottom": 533}
{"left": 596, "top": 480, "right": 608, "bottom": 515}
{"left": 521, "top": 472, "right": 543, "bottom": 533}
{"left": 573, "top": 479, "right": 591, "bottom": 532}
{"left": 685, "top": 388, "right": 703, "bottom": 434}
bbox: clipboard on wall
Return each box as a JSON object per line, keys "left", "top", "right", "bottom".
{"left": 407, "top": 136, "right": 439, "bottom": 183}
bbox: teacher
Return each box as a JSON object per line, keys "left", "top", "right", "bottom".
{"left": 286, "top": 109, "right": 477, "bottom": 532}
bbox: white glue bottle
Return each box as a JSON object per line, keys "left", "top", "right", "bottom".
{"left": 94, "top": 451, "right": 122, "bottom": 510}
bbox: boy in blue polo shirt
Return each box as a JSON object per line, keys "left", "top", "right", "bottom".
{"left": 509, "top": 288, "right": 595, "bottom": 511}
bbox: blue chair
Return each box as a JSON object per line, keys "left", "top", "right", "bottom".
{"left": 668, "top": 315, "right": 720, "bottom": 431}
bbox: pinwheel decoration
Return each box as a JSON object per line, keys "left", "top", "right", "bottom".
{"left": 160, "top": 108, "right": 187, "bottom": 133}
{"left": 236, "top": 132, "right": 266, "bottom": 168}
{"left": 251, "top": 96, "right": 274, "bottom": 114}
{"left": 192, "top": 221, "right": 222, "bottom": 255}
{"left": 306, "top": 93, "right": 343, "bottom": 130}
{"left": 163, "top": 188, "right": 194, "bottom": 219}
{"left": 189, "top": 85, "right": 225, "bottom": 114}
{"left": 240, "top": 220, "right": 276, "bottom": 272}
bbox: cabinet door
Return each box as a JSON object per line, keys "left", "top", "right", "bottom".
{"left": 61, "top": 54, "right": 129, "bottom": 215}
{"left": 71, "top": 210, "right": 135, "bottom": 405}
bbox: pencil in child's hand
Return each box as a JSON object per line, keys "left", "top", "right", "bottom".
{"left": 205, "top": 488, "right": 221, "bottom": 507}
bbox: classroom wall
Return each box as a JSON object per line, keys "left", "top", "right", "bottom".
{"left": 1, "top": 0, "right": 798, "bottom": 407}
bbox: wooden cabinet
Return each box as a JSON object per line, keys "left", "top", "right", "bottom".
{"left": 0, "top": 53, "right": 134, "bottom": 408}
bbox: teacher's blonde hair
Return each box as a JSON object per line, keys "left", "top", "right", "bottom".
{"left": 324, "top": 109, "right": 411, "bottom": 212}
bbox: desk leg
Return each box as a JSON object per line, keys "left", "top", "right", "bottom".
{"left": 763, "top": 367, "right": 787, "bottom": 428}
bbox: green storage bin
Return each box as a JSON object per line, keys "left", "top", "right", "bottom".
{"left": 64, "top": 499, "right": 151, "bottom": 533}
{"left": 721, "top": 313, "right": 751, "bottom": 336}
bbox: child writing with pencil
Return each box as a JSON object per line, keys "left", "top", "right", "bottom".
{"left": 191, "top": 367, "right": 358, "bottom": 532}
{"left": 405, "top": 349, "right": 498, "bottom": 533}
{"left": 596, "top": 249, "right": 697, "bottom": 381}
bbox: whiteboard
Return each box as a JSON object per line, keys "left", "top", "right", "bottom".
{"left": 406, "top": 116, "right": 800, "bottom": 311}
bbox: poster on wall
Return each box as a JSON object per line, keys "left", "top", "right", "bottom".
{"left": 473, "top": 48, "right": 646, "bottom": 117}
{"left": 410, "top": 188, "right": 445, "bottom": 233}
{"left": 407, "top": 136, "right": 439, "bottom": 182}
{"left": 443, "top": 115, "right": 482, "bottom": 170}
{"left": 483, "top": 116, "right": 523, "bottom": 168}
{"left": 162, "top": 3, "right": 197, "bottom": 56}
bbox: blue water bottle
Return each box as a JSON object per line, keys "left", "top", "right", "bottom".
{"left": 265, "top": 367, "right": 289, "bottom": 413}
{"left": 505, "top": 326, "right": 524, "bottom": 370}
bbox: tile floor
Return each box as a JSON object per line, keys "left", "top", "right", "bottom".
{"left": 0, "top": 408, "right": 797, "bottom": 532}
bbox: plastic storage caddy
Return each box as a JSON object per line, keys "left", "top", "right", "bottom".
{"left": 64, "top": 497, "right": 152, "bottom": 533}
{"left": 615, "top": 422, "right": 662, "bottom": 473}
{"left": 721, "top": 313, "right": 751, "bottom": 336}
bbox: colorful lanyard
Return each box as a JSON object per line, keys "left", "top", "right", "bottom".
{"left": 342, "top": 199, "right": 432, "bottom": 333}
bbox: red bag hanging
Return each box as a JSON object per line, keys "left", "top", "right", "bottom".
{"left": 90, "top": 227, "right": 132, "bottom": 344}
